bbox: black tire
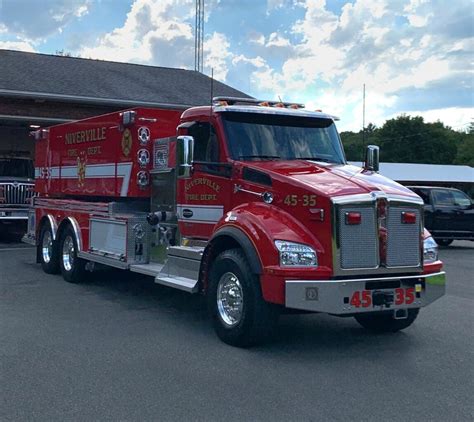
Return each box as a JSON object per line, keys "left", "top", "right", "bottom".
{"left": 354, "top": 308, "right": 420, "bottom": 333}
{"left": 59, "top": 226, "right": 86, "bottom": 283}
{"left": 38, "top": 223, "right": 60, "bottom": 274}
{"left": 207, "top": 249, "right": 279, "bottom": 347}
{"left": 435, "top": 239, "right": 453, "bottom": 247}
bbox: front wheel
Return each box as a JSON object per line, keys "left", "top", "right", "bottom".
{"left": 208, "top": 249, "right": 278, "bottom": 347}
{"left": 435, "top": 239, "right": 453, "bottom": 247}
{"left": 59, "top": 226, "right": 86, "bottom": 283}
{"left": 354, "top": 308, "right": 420, "bottom": 333}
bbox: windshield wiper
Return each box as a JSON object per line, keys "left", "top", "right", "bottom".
{"left": 294, "top": 156, "right": 334, "bottom": 163}
{"left": 239, "top": 155, "right": 281, "bottom": 160}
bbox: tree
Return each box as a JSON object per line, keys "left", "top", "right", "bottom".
{"left": 454, "top": 132, "right": 474, "bottom": 166}
{"left": 340, "top": 123, "right": 380, "bottom": 162}
{"left": 377, "top": 115, "right": 457, "bottom": 164}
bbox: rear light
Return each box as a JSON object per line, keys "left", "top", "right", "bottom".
{"left": 401, "top": 212, "right": 417, "bottom": 224}
{"left": 345, "top": 211, "right": 361, "bottom": 225}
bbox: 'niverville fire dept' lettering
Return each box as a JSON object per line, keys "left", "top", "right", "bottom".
{"left": 64, "top": 127, "right": 106, "bottom": 145}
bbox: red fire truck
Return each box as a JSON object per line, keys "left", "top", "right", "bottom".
{"left": 24, "top": 97, "right": 445, "bottom": 346}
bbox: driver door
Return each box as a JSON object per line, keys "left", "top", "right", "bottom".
{"left": 176, "top": 122, "right": 232, "bottom": 240}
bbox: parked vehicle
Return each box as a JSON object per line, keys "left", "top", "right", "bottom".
{"left": 0, "top": 155, "right": 35, "bottom": 237}
{"left": 24, "top": 98, "right": 445, "bottom": 346}
{"left": 408, "top": 186, "right": 474, "bottom": 246}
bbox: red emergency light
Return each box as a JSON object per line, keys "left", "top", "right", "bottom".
{"left": 345, "top": 211, "right": 361, "bottom": 225}
{"left": 401, "top": 212, "right": 417, "bottom": 224}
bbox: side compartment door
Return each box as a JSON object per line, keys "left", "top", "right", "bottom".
{"left": 176, "top": 122, "right": 232, "bottom": 240}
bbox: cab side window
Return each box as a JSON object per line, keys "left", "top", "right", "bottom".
{"left": 413, "top": 188, "right": 430, "bottom": 204}
{"left": 451, "top": 190, "right": 471, "bottom": 207}
{"left": 188, "top": 122, "right": 220, "bottom": 163}
{"left": 432, "top": 189, "right": 454, "bottom": 206}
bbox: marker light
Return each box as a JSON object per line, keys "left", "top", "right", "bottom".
{"left": 402, "top": 211, "right": 417, "bottom": 224}
{"left": 137, "top": 149, "right": 150, "bottom": 168}
{"left": 345, "top": 211, "right": 361, "bottom": 225}
{"left": 137, "top": 171, "right": 149, "bottom": 188}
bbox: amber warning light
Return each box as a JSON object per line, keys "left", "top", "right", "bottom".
{"left": 345, "top": 212, "right": 361, "bottom": 225}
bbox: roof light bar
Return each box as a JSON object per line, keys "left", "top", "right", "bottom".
{"left": 213, "top": 96, "right": 305, "bottom": 109}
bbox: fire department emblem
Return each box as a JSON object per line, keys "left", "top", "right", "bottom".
{"left": 77, "top": 151, "right": 87, "bottom": 188}
{"left": 122, "top": 128, "right": 132, "bottom": 157}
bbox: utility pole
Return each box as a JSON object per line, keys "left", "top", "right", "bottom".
{"left": 194, "top": 0, "right": 204, "bottom": 73}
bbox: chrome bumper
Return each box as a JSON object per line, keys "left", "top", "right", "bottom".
{"left": 0, "top": 208, "right": 28, "bottom": 220}
{"left": 285, "top": 272, "right": 446, "bottom": 314}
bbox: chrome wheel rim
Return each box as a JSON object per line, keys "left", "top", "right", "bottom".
{"left": 217, "top": 272, "right": 244, "bottom": 327}
{"left": 41, "top": 230, "right": 53, "bottom": 264}
{"left": 62, "top": 235, "right": 75, "bottom": 272}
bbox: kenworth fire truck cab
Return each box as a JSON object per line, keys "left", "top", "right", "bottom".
{"left": 25, "top": 97, "right": 445, "bottom": 347}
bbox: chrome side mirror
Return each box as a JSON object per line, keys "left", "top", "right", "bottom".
{"left": 364, "top": 145, "right": 380, "bottom": 172}
{"left": 177, "top": 135, "right": 194, "bottom": 179}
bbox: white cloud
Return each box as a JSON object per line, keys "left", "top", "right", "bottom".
{"left": 204, "top": 32, "right": 232, "bottom": 81}
{"left": 80, "top": 0, "right": 195, "bottom": 68}
{"left": 0, "top": 40, "right": 36, "bottom": 53}
{"left": 388, "top": 107, "right": 474, "bottom": 132}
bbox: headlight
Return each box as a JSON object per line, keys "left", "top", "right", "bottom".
{"left": 423, "top": 236, "right": 438, "bottom": 264}
{"left": 275, "top": 240, "right": 318, "bottom": 267}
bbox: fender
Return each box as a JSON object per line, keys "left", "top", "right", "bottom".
{"left": 211, "top": 202, "right": 325, "bottom": 270}
{"left": 57, "top": 216, "right": 83, "bottom": 252}
{"left": 39, "top": 214, "right": 58, "bottom": 240}
{"left": 209, "top": 225, "right": 263, "bottom": 274}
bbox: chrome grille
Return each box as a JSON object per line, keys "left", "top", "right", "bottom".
{"left": 0, "top": 183, "right": 35, "bottom": 205}
{"left": 338, "top": 206, "right": 378, "bottom": 269}
{"left": 386, "top": 207, "right": 421, "bottom": 267}
{"left": 333, "top": 195, "right": 423, "bottom": 275}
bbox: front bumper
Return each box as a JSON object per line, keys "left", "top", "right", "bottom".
{"left": 285, "top": 272, "right": 446, "bottom": 314}
{"left": 0, "top": 208, "right": 28, "bottom": 220}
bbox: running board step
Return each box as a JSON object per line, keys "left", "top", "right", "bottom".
{"left": 155, "top": 275, "right": 199, "bottom": 293}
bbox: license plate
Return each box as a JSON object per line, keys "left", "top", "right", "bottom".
{"left": 349, "top": 287, "right": 416, "bottom": 308}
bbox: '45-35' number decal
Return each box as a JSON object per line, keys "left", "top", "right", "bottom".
{"left": 283, "top": 194, "right": 316, "bottom": 206}
{"left": 350, "top": 288, "right": 415, "bottom": 308}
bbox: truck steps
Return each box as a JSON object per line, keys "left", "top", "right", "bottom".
{"left": 130, "top": 263, "right": 164, "bottom": 277}
{"left": 154, "top": 275, "right": 199, "bottom": 293}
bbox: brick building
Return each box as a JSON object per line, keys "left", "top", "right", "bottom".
{"left": 0, "top": 49, "right": 250, "bottom": 159}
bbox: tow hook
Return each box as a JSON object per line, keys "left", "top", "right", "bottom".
{"left": 372, "top": 290, "right": 394, "bottom": 307}
{"left": 393, "top": 309, "right": 409, "bottom": 320}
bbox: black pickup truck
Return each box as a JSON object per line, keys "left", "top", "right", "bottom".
{"left": 408, "top": 186, "right": 474, "bottom": 246}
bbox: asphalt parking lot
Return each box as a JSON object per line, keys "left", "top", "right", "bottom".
{"left": 1, "top": 238, "right": 473, "bottom": 421}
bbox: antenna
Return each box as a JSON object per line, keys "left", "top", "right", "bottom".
{"left": 194, "top": 0, "right": 204, "bottom": 72}
{"left": 362, "top": 83, "right": 366, "bottom": 161}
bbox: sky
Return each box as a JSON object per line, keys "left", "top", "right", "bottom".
{"left": 0, "top": 0, "right": 472, "bottom": 132}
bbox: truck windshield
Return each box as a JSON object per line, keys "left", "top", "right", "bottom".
{"left": 221, "top": 112, "right": 345, "bottom": 164}
{"left": 0, "top": 158, "right": 34, "bottom": 179}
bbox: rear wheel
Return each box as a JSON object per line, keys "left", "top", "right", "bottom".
{"left": 59, "top": 226, "right": 86, "bottom": 283}
{"left": 435, "top": 239, "right": 453, "bottom": 247}
{"left": 354, "top": 308, "right": 420, "bottom": 333}
{"left": 38, "top": 223, "right": 59, "bottom": 274}
{"left": 208, "top": 249, "right": 279, "bottom": 347}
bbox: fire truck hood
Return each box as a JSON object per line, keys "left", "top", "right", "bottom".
{"left": 245, "top": 160, "right": 419, "bottom": 199}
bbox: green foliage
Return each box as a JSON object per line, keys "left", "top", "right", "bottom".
{"left": 340, "top": 115, "right": 471, "bottom": 166}
{"left": 454, "top": 132, "right": 474, "bottom": 166}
